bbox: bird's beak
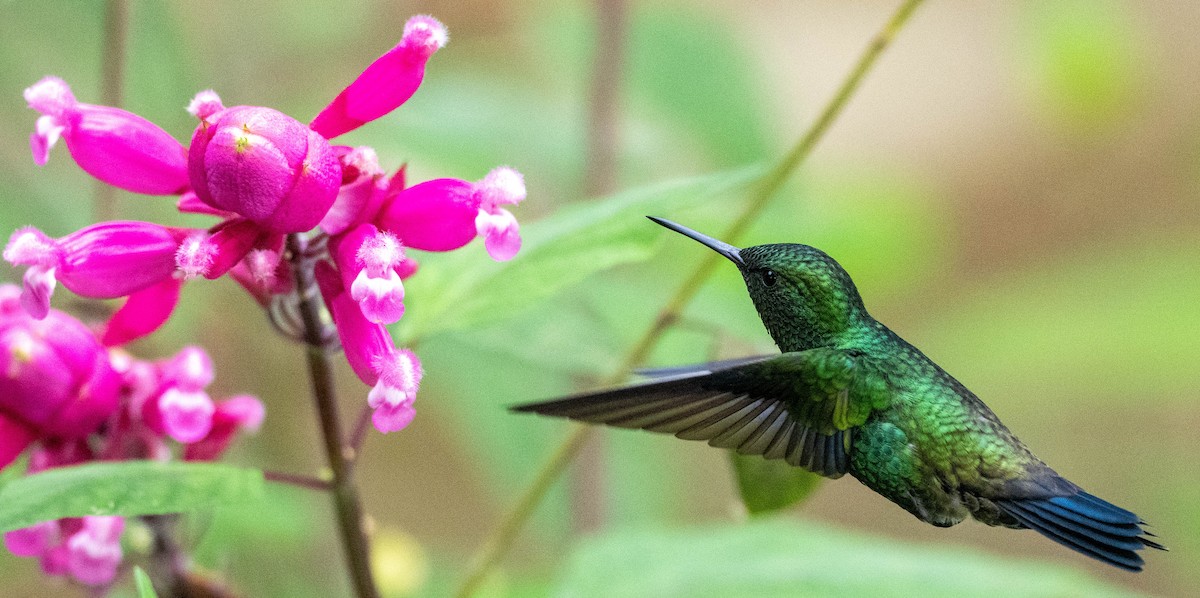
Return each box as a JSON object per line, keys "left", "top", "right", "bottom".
{"left": 647, "top": 216, "right": 744, "bottom": 266}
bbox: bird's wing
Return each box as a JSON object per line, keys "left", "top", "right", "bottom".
{"left": 512, "top": 348, "right": 890, "bottom": 478}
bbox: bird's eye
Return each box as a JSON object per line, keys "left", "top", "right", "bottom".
{"left": 760, "top": 269, "right": 778, "bottom": 287}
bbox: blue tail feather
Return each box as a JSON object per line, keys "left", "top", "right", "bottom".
{"left": 996, "top": 491, "right": 1164, "bottom": 572}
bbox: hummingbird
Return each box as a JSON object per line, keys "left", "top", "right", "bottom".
{"left": 513, "top": 216, "right": 1165, "bottom": 571}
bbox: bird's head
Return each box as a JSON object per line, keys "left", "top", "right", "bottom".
{"left": 649, "top": 216, "right": 867, "bottom": 351}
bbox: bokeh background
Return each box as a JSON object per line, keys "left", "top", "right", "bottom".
{"left": 1, "top": 0, "right": 1197, "bottom": 596}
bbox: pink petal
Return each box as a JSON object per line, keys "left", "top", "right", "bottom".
{"left": 325, "top": 291, "right": 394, "bottom": 386}
{"left": 162, "top": 346, "right": 214, "bottom": 391}
{"left": 476, "top": 208, "right": 522, "bottom": 261}
{"left": 100, "top": 277, "right": 182, "bottom": 347}
{"left": 320, "top": 147, "right": 387, "bottom": 235}
{"left": 56, "top": 222, "right": 183, "bottom": 298}
{"left": 156, "top": 388, "right": 215, "bottom": 443}
{"left": 200, "top": 218, "right": 266, "bottom": 279}
{"left": 371, "top": 400, "right": 416, "bottom": 434}
{"left": 66, "top": 516, "right": 124, "bottom": 586}
{"left": 19, "top": 266, "right": 56, "bottom": 320}
{"left": 183, "top": 395, "right": 264, "bottom": 461}
{"left": 41, "top": 351, "right": 121, "bottom": 439}
{"left": 477, "top": 166, "right": 526, "bottom": 209}
{"left": 309, "top": 15, "right": 447, "bottom": 139}
{"left": 0, "top": 414, "right": 36, "bottom": 471}
{"left": 350, "top": 271, "right": 405, "bottom": 324}
{"left": 375, "top": 178, "right": 479, "bottom": 251}
{"left": 4, "top": 521, "right": 57, "bottom": 558}
{"left": 186, "top": 89, "right": 224, "bottom": 121}
{"left": 65, "top": 104, "right": 189, "bottom": 195}
{"left": 259, "top": 128, "right": 341, "bottom": 233}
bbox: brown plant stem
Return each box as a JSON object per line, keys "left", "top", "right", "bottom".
{"left": 286, "top": 234, "right": 380, "bottom": 598}
{"left": 454, "top": 1, "right": 927, "bottom": 595}
{"left": 94, "top": 0, "right": 129, "bottom": 222}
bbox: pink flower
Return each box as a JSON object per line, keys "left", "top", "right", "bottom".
{"left": 367, "top": 349, "right": 422, "bottom": 433}
{"left": 334, "top": 224, "right": 408, "bottom": 325}
{"left": 310, "top": 15, "right": 448, "bottom": 139}
{"left": 4, "top": 222, "right": 193, "bottom": 318}
{"left": 184, "top": 395, "right": 264, "bottom": 461}
{"left": 3, "top": 521, "right": 56, "bottom": 559}
{"left": 189, "top": 105, "right": 341, "bottom": 233}
{"left": 0, "top": 293, "right": 121, "bottom": 468}
{"left": 375, "top": 166, "right": 526, "bottom": 260}
{"left": 318, "top": 266, "right": 422, "bottom": 433}
{"left": 144, "top": 346, "right": 217, "bottom": 443}
{"left": 65, "top": 516, "right": 124, "bottom": 586}
{"left": 24, "top": 77, "right": 188, "bottom": 195}
{"left": 319, "top": 146, "right": 390, "bottom": 236}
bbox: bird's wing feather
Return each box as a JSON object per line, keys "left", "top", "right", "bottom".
{"left": 512, "top": 348, "right": 890, "bottom": 478}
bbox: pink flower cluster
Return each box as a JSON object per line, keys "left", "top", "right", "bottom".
{"left": 6, "top": 15, "right": 526, "bottom": 434}
{"left": 0, "top": 284, "right": 262, "bottom": 586}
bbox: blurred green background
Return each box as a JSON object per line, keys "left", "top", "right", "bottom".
{"left": 2, "top": 0, "right": 1197, "bottom": 596}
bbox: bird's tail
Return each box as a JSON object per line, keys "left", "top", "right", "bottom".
{"left": 995, "top": 491, "right": 1165, "bottom": 572}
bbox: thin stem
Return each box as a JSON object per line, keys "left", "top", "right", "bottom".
{"left": 286, "top": 234, "right": 381, "bottom": 598}
{"left": 144, "top": 514, "right": 187, "bottom": 597}
{"left": 454, "top": 0, "right": 926, "bottom": 594}
{"left": 94, "top": 0, "right": 129, "bottom": 222}
{"left": 455, "top": 425, "right": 592, "bottom": 598}
{"left": 573, "top": 0, "right": 630, "bottom": 538}
{"left": 582, "top": 0, "right": 627, "bottom": 198}
{"left": 264, "top": 470, "right": 333, "bottom": 492}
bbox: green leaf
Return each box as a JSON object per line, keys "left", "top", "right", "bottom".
{"left": 0, "top": 461, "right": 263, "bottom": 532}
{"left": 134, "top": 567, "right": 159, "bottom": 598}
{"left": 397, "top": 166, "right": 763, "bottom": 343}
{"left": 729, "top": 453, "right": 822, "bottom": 515}
{"left": 554, "top": 517, "right": 1141, "bottom": 598}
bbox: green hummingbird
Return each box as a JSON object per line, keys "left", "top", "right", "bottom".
{"left": 514, "top": 216, "right": 1165, "bottom": 571}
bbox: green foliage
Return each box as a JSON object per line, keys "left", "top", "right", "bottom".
{"left": 1019, "top": 0, "right": 1148, "bottom": 129}
{"left": 0, "top": 462, "right": 262, "bottom": 532}
{"left": 398, "top": 166, "right": 762, "bottom": 343}
{"left": 915, "top": 233, "right": 1200, "bottom": 406}
{"left": 729, "top": 454, "right": 822, "bottom": 515}
{"left": 133, "top": 567, "right": 158, "bottom": 598}
{"left": 553, "top": 517, "right": 1141, "bottom": 598}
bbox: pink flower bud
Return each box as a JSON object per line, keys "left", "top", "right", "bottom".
{"left": 189, "top": 106, "right": 341, "bottom": 233}
{"left": 0, "top": 305, "right": 120, "bottom": 444}
{"left": 65, "top": 516, "right": 124, "bottom": 586}
{"left": 310, "top": 15, "right": 448, "bottom": 139}
{"left": 25, "top": 77, "right": 189, "bottom": 195}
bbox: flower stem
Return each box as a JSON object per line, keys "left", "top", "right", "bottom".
{"left": 286, "top": 234, "right": 380, "bottom": 598}
{"left": 454, "top": 0, "right": 927, "bottom": 593}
